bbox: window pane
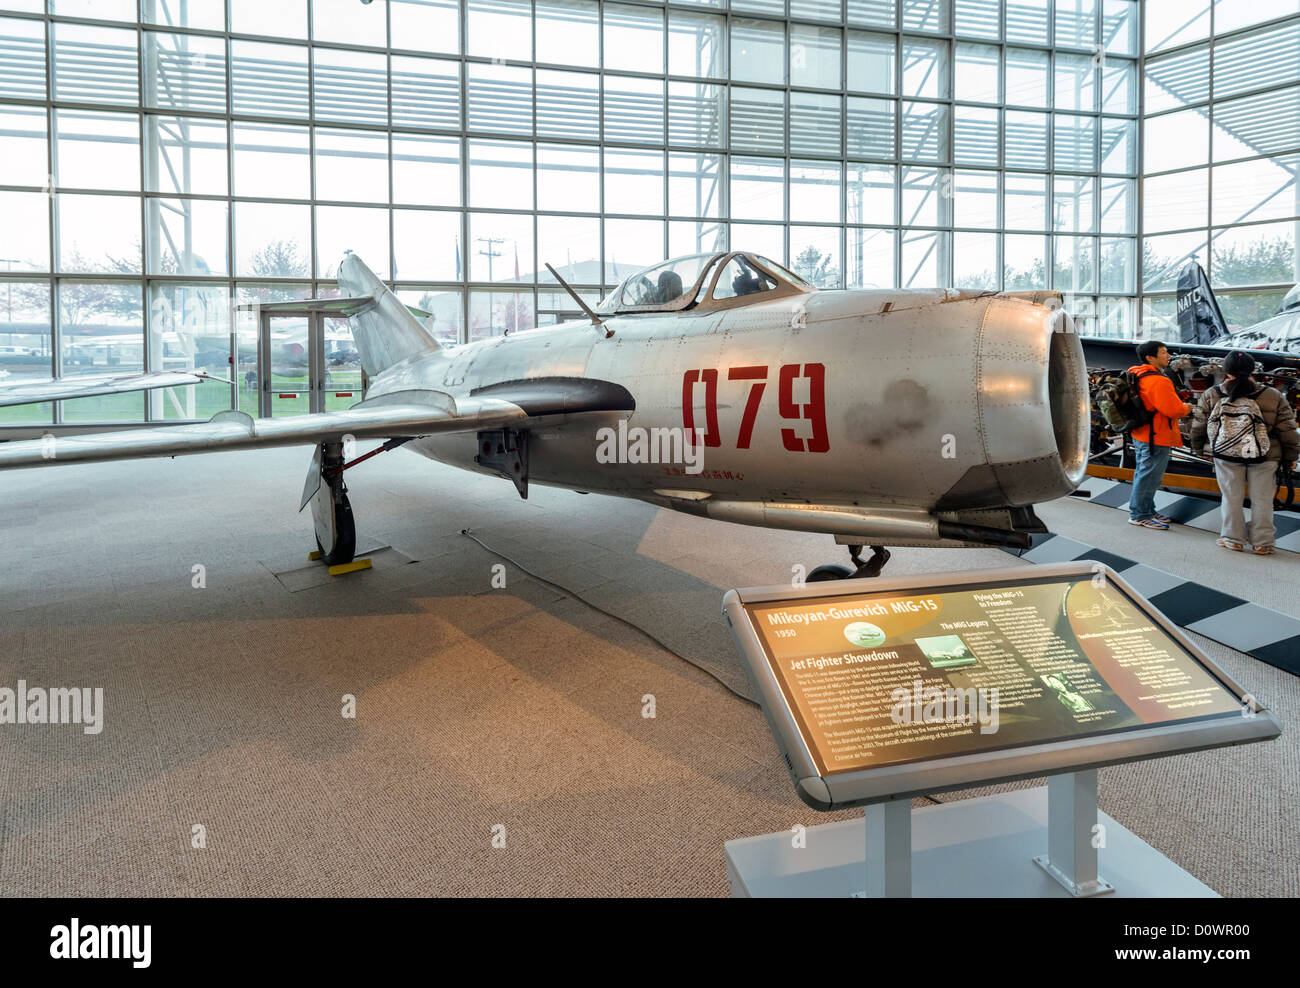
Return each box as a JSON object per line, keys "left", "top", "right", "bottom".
{"left": 1212, "top": 155, "right": 1300, "bottom": 227}
{"left": 902, "top": 40, "right": 949, "bottom": 99}
{"left": 1005, "top": 172, "right": 1048, "bottom": 230}
{"left": 668, "top": 10, "right": 726, "bottom": 78}
{"left": 790, "top": 228, "right": 842, "bottom": 288}
{"left": 1144, "top": 108, "right": 1207, "bottom": 173}
{"left": 313, "top": 0, "right": 388, "bottom": 48}
{"left": 790, "top": 91, "right": 841, "bottom": 157}
{"left": 314, "top": 48, "right": 388, "bottom": 126}
{"left": 56, "top": 109, "right": 139, "bottom": 192}
{"left": 233, "top": 123, "right": 310, "bottom": 199}
{"left": 846, "top": 228, "right": 895, "bottom": 288}
{"left": 391, "top": 56, "right": 460, "bottom": 130}
{"left": 605, "top": 3, "right": 663, "bottom": 74}
{"left": 954, "top": 169, "right": 997, "bottom": 228}
{"left": 536, "top": 69, "right": 598, "bottom": 140}
{"left": 315, "top": 128, "right": 389, "bottom": 204}
{"left": 955, "top": 42, "right": 1000, "bottom": 103}
{"left": 1004, "top": 234, "right": 1047, "bottom": 289}
{"left": 0, "top": 106, "right": 47, "bottom": 188}
{"left": 669, "top": 81, "right": 726, "bottom": 147}
{"left": 1100, "top": 176, "right": 1135, "bottom": 234}
{"left": 467, "top": 62, "right": 533, "bottom": 133}
{"left": 468, "top": 0, "right": 532, "bottom": 61}
{"left": 847, "top": 31, "right": 895, "bottom": 95}
{"left": 317, "top": 205, "right": 390, "bottom": 279}
{"left": 469, "top": 212, "right": 533, "bottom": 282}
{"left": 1055, "top": 0, "right": 1097, "bottom": 49}
{"left": 231, "top": 0, "right": 306, "bottom": 37}
{"left": 954, "top": 231, "right": 998, "bottom": 288}
{"left": 144, "top": 32, "right": 227, "bottom": 114}
{"left": 847, "top": 163, "right": 895, "bottom": 225}
{"left": 390, "top": 0, "right": 460, "bottom": 56}
{"left": 396, "top": 289, "right": 461, "bottom": 346}
{"left": 731, "top": 157, "right": 785, "bottom": 222}
{"left": 470, "top": 288, "right": 533, "bottom": 339}
{"left": 790, "top": 160, "right": 842, "bottom": 222}
{"left": 0, "top": 281, "right": 53, "bottom": 423}
{"left": 902, "top": 229, "right": 946, "bottom": 286}
{"left": 1143, "top": 169, "right": 1207, "bottom": 234}
{"left": 145, "top": 116, "right": 228, "bottom": 197}
{"left": 604, "top": 75, "right": 664, "bottom": 143}
{"left": 1211, "top": 221, "right": 1298, "bottom": 288}
{"left": 605, "top": 218, "right": 664, "bottom": 281}
{"left": 147, "top": 197, "right": 229, "bottom": 276}
{"left": 902, "top": 101, "right": 949, "bottom": 161}
{"left": 955, "top": 105, "right": 999, "bottom": 166}
{"left": 791, "top": 24, "right": 841, "bottom": 90}
{"left": 537, "top": 0, "right": 598, "bottom": 67}
{"left": 0, "top": 15, "right": 45, "bottom": 100}
{"left": 148, "top": 281, "right": 232, "bottom": 421}
{"left": 538, "top": 143, "right": 598, "bottom": 213}
{"left": 731, "top": 18, "right": 785, "bottom": 85}
{"left": 955, "top": 0, "right": 1001, "bottom": 40}
{"left": 469, "top": 140, "right": 533, "bottom": 210}
{"left": 53, "top": 23, "right": 138, "bottom": 106}
{"left": 392, "top": 134, "right": 461, "bottom": 207}
{"left": 731, "top": 87, "right": 786, "bottom": 155}
{"left": 537, "top": 214, "right": 600, "bottom": 283}
{"left": 1005, "top": 47, "right": 1048, "bottom": 107}
{"left": 1055, "top": 53, "right": 1096, "bottom": 113}
{"left": 668, "top": 152, "right": 722, "bottom": 218}
{"left": 901, "top": 166, "right": 947, "bottom": 226}
{"left": 1053, "top": 113, "right": 1097, "bottom": 171}
{"left": 59, "top": 281, "right": 144, "bottom": 423}
{"left": 394, "top": 209, "right": 461, "bottom": 281}
{"left": 235, "top": 202, "right": 312, "bottom": 277}
{"left": 604, "top": 148, "right": 664, "bottom": 216}
{"left": 57, "top": 194, "right": 140, "bottom": 273}
{"left": 231, "top": 41, "right": 310, "bottom": 119}
{"left": 846, "top": 96, "right": 894, "bottom": 159}
{"left": 0, "top": 191, "right": 49, "bottom": 271}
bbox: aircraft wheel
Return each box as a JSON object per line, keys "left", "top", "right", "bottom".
{"left": 316, "top": 489, "right": 356, "bottom": 566}
{"left": 807, "top": 564, "right": 853, "bottom": 582}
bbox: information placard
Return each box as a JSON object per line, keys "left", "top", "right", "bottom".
{"left": 724, "top": 563, "right": 1280, "bottom": 809}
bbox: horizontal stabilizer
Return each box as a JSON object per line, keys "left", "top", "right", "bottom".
{"left": 0, "top": 370, "right": 229, "bottom": 408}
{"left": 0, "top": 389, "right": 526, "bottom": 471}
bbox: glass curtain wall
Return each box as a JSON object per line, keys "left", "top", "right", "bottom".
{"left": 0, "top": 0, "right": 1139, "bottom": 424}
{"left": 1141, "top": 0, "right": 1300, "bottom": 338}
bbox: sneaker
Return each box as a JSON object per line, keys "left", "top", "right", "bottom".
{"left": 1250, "top": 544, "right": 1275, "bottom": 555}
{"left": 1129, "top": 517, "right": 1169, "bottom": 530}
{"left": 1216, "top": 538, "right": 1244, "bottom": 551}
{"left": 1153, "top": 512, "right": 1174, "bottom": 524}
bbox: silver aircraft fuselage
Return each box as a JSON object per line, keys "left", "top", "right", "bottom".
{"left": 343, "top": 261, "right": 1090, "bottom": 542}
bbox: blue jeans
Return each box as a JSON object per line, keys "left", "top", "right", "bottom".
{"left": 1129, "top": 440, "right": 1173, "bottom": 520}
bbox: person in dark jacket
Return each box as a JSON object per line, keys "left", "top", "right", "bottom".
{"left": 1189, "top": 350, "right": 1300, "bottom": 554}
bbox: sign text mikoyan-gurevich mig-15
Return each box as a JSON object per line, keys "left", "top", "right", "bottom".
{"left": 0, "top": 251, "right": 1090, "bottom": 580}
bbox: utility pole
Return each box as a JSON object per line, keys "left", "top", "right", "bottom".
{"left": 476, "top": 237, "right": 504, "bottom": 282}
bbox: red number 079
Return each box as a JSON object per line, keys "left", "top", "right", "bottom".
{"left": 682, "top": 363, "right": 828, "bottom": 453}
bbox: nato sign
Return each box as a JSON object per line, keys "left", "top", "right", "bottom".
{"left": 723, "top": 562, "right": 1280, "bottom": 810}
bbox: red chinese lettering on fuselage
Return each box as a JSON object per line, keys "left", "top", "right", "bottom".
{"left": 682, "top": 363, "right": 828, "bottom": 453}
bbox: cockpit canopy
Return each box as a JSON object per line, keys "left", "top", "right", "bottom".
{"left": 595, "top": 251, "right": 813, "bottom": 315}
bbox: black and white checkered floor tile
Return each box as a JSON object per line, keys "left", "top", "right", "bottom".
{"left": 1005, "top": 533, "right": 1300, "bottom": 677}
{"left": 1075, "top": 476, "right": 1300, "bottom": 554}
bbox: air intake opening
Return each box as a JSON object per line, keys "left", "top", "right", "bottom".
{"left": 1047, "top": 326, "right": 1090, "bottom": 488}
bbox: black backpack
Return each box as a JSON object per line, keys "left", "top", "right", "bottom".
{"left": 1096, "top": 369, "right": 1155, "bottom": 436}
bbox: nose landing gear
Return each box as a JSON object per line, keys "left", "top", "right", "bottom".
{"left": 806, "top": 543, "right": 891, "bottom": 582}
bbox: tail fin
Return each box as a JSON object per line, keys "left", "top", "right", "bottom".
{"left": 336, "top": 253, "right": 440, "bottom": 376}
{"left": 1176, "top": 261, "right": 1229, "bottom": 345}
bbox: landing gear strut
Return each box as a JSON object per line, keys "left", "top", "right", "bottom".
{"left": 806, "top": 543, "right": 891, "bottom": 582}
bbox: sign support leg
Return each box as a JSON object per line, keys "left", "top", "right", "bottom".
{"left": 1034, "top": 770, "right": 1115, "bottom": 896}
{"left": 864, "top": 799, "right": 911, "bottom": 898}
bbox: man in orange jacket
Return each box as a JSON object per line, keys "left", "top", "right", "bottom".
{"left": 1128, "top": 340, "right": 1193, "bottom": 530}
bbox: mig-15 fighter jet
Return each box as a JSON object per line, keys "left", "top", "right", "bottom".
{"left": 0, "top": 251, "right": 1089, "bottom": 580}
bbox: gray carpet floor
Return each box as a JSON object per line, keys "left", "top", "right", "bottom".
{"left": 0, "top": 445, "right": 1295, "bottom": 896}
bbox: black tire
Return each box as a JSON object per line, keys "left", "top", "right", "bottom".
{"left": 317, "top": 489, "right": 356, "bottom": 566}
{"left": 807, "top": 564, "right": 852, "bottom": 582}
